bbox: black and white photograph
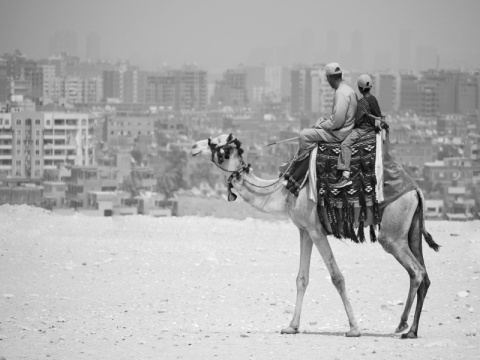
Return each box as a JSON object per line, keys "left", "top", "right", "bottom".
{"left": 0, "top": 0, "right": 479, "bottom": 359}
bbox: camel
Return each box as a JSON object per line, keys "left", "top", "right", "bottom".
{"left": 191, "top": 133, "right": 440, "bottom": 339}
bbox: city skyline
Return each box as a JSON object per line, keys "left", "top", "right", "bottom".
{"left": 1, "top": 0, "right": 480, "bottom": 73}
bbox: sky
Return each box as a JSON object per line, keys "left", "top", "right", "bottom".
{"left": 1, "top": 0, "right": 480, "bottom": 73}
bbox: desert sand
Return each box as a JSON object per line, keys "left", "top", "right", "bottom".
{"left": 0, "top": 204, "right": 479, "bottom": 359}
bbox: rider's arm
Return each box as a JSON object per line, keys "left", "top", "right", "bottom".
{"left": 317, "top": 92, "right": 350, "bottom": 131}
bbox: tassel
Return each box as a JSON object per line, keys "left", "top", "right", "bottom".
{"left": 358, "top": 174, "right": 367, "bottom": 221}
{"left": 370, "top": 224, "right": 377, "bottom": 243}
{"left": 341, "top": 189, "right": 349, "bottom": 238}
{"left": 357, "top": 220, "right": 365, "bottom": 242}
{"left": 373, "top": 200, "right": 380, "bottom": 224}
{"left": 342, "top": 206, "right": 349, "bottom": 239}
{"left": 349, "top": 203, "right": 358, "bottom": 243}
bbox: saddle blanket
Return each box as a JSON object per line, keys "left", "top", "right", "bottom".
{"left": 284, "top": 130, "right": 418, "bottom": 243}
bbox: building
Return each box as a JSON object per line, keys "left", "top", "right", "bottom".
{"left": 0, "top": 113, "right": 12, "bottom": 175}
{"left": 65, "top": 166, "right": 118, "bottom": 208}
{"left": 437, "top": 114, "right": 468, "bottom": 137}
{"left": 2, "top": 112, "right": 94, "bottom": 178}
{"left": 245, "top": 66, "right": 265, "bottom": 104}
{"left": 102, "top": 70, "right": 121, "bottom": 101}
{"left": 41, "top": 64, "right": 56, "bottom": 103}
{"left": 146, "top": 65, "right": 207, "bottom": 110}
{"left": 212, "top": 68, "right": 248, "bottom": 108}
{"left": 290, "top": 66, "right": 312, "bottom": 116}
{"left": 311, "top": 65, "right": 334, "bottom": 117}
{"left": 49, "top": 31, "right": 78, "bottom": 57}
{"left": 86, "top": 32, "right": 101, "bottom": 62}
{"left": 390, "top": 142, "right": 436, "bottom": 167}
{"left": 373, "top": 72, "right": 396, "bottom": 113}
{"left": 424, "top": 157, "right": 480, "bottom": 190}
{"left": 415, "top": 46, "right": 438, "bottom": 72}
{"left": 82, "top": 77, "right": 103, "bottom": 104}
{"left": 104, "top": 115, "right": 155, "bottom": 148}
{"left": 64, "top": 77, "right": 83, "bottom": 104}
{"left": 399, "top": 73, "right": 420, "bottom": 114}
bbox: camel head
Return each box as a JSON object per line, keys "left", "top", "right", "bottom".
{"left": 191, "top": 133, "right": 248, "bottom": 201}
{"left": 191, "top": 133, "right": 245, "bottom": 172}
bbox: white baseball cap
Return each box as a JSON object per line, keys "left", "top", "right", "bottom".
{"left": 325, "top": 62, "right": 342, "bottom": 75}
{"left": 357, "top": 74, "right": 373, "bottom": 89}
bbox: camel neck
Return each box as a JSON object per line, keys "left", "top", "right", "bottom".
{"left": 231, "top": 171, "right": 287, "bottom": 214}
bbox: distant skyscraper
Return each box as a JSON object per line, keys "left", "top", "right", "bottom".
{"left": 248, "top": 47, "right": 274, "bottom": 66}
{"left": 398, "top": 30, "right": 411, "bottom": 70}
{"left": 290, "top": 66, "right": 312, "bottom": 115}
{"left": 86, "top": 32, "right": 101, "bottom": 62}
{"left": 374, "top": 52, "right": 392, "bottom": 71}
{"left": 299, "top": 28, "right": 315, "bottom": 64}
{"left": 49, "top": 31, "right": 78, "bottom": 56}
{"left": 326, "top": 30, "right": 339, "bottom": 62}
{"left": 416, "top": 46, "right": 438, "bottom": 72}
{"left": 349, "top": 31, "right": 364, "bottom": 71}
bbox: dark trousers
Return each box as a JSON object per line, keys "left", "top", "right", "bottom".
{"left": 337, "top": 127, "right": 373, "bottom": 171}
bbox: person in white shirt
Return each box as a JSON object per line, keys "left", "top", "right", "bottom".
{"left": 297, "top": 62, "right": 357, "bottom": 159}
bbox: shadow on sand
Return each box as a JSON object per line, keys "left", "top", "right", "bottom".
{"left": 301, "top": 331, "right": 398, "bottom": 338}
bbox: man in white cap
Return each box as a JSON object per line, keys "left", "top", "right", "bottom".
{"left": 297, "top": 62, "right": 357, "bottom": 158}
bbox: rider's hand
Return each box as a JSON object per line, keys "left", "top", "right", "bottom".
{"left": 314, "top": 117, "right": 326, "bottom": 128}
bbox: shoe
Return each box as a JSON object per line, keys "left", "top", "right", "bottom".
{"left": 332, "top": 176, "right": 352, "bottom": 188}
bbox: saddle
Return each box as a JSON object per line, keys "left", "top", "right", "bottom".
{"left": 283, "top": 130, "right": 419, "bottom": 243}
{"left": 283, "top": 131, "right": 381, "bottom": 243}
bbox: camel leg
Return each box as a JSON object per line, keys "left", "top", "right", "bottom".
{"left": 404, "top": 208, "right": 431, "bottom": 339}
{"left": 378, "top": 194, "right": 426, "bottom": 338}
{"left": 309, "top": 229, "right": 361, "bottom": 337}
{"left": 281, "top": 229, "right": 313, "bottom": 334}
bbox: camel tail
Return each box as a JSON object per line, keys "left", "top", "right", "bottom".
{"left": 416, "top": 188, "right": 440, "bottom": 252}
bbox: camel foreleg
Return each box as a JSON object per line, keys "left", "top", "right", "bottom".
{"left": 282, "top": 229, "right": 313, "bottom": 334}
{"left": 309, "top": 229, "right": 361, "bottom": 337}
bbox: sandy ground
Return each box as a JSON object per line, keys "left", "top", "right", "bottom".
{"left": 0, "top": 204, "right": 479, "bottom": 360}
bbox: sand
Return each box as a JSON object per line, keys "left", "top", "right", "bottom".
{"left": 0, "top": 204, "right": 479, "bottom": 359}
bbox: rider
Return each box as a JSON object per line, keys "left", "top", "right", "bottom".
{"left": 297, "top": 62, "right": 358, "bottom": 159}
{"left": 332, "top": 74, "right": 383, "bottom": 188}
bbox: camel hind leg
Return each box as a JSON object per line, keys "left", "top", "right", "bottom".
{"left": 378, "top": 191, "right": 426, "bottom": 338}
{"left": 402, "top": 203, "right": 431, "bottom": 339}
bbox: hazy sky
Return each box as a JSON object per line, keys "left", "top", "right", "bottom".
{"left": 1, "top": 0, "right": 479, "bottom": 72}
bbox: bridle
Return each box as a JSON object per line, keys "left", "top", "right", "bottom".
{"left": 207, "top": 133, "right": 285, "bottom": 203}
{"left": 208, "top": 134, "right": 250, "bottom": 201}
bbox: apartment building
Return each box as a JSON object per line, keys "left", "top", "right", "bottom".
{"left": 65, "top": 166, "right": 118, "bottom": 208}
{"left": 290, "top": 66, "right": 312, "bottom": 116}
{"left": 0, "top": 111, "right": 95, "bottom": 179}
{"left": 424, "top": 157, "right": 480, "bottom": 189}
{"left": 398, "top": 73, "right": 420, "bottom": 114}
{"left": 104, "top": 115, "right": 155, "bottom": 148}
{"left": 373, "top": 72, "right": 396, "bottom": 113}
{"left": 146, "top": 65, "right": 207, "bottom": 110}
{"left": 311, "top": 65, "right": 334, "bottom": 117}
{"left": 0, "top": 113, "right": 12, "bottom": 175}
{"left": 212, "top": 68, "right": 247, "bottom": 108}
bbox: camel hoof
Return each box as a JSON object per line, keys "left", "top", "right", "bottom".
{"left": 395, "top": 322, "right": 409, "bottom": 333}
{"left": 281, "top": 326, "right": 299, "bottom": 334}
{"left": 401, "top": 331, "right": 418, "bottom": 339}
{"left": 345, "top": 328, "right": 361, "bottom": 337}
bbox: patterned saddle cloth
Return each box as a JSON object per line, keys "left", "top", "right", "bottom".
{"left": 316, "top": 132, "right": 380, "bottom": 242}
{"left": 283, "top": 130, "right": 418, "bottom": 243}
{"left": 284, "top": 131, "right": 381, "bottom": 243}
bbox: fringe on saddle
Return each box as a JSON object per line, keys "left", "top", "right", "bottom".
{"left": 282, "top": 131, "right": 383, "bottom": 244}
